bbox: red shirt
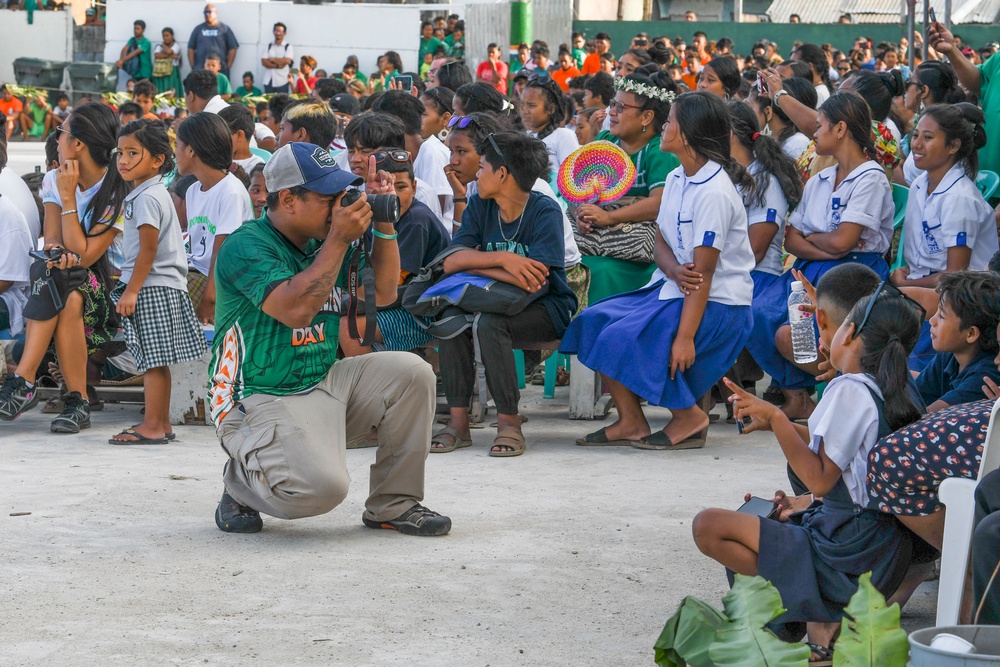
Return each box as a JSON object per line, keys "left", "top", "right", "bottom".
{"left": 294, "top": 76, "right": 318, "bottom": 95}
{"left": 476, "top": 60, "right": 509, "bottom": 95}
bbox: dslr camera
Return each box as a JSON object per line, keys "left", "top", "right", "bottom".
{"left": 341, "top": 188, "right": 401, "bottom": 225}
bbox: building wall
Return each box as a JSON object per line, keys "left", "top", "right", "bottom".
{"left": 0, "top": 11, "right": 74, "bottom": 86}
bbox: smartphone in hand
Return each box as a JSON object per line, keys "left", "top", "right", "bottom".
{"left": 737, "top": 496, "right": 779, "bottom": 519}
{"left": 29, "top": 248, "right": 64, "bottom": 263}
{"left": 396, "top": 75, "right": 413, "bottom": 92}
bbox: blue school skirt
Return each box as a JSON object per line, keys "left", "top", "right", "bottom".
{"left": 747, "top": 270, "right": 815, "bottom": 390}
{"left": 559, "top": 280, "right": 752, "bottom": 409}
{"left": 791, "top": 251, "right": 890, "bottom": 287}
{"left": 909, "top": 320, "right": 934, "bottom": 373}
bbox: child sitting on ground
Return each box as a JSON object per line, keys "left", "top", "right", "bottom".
{"left": 915, "top": 271, "right": 1000, "bottom": 413}
{"left": 694, "top": 288, "right": 925, "bottom": 663}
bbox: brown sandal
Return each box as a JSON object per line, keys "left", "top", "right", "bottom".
{"left": 490, "top": 427, "right": 526, "bottom": 457}
{"left": 430, "top": 426, "right": 472, "bottom": 453}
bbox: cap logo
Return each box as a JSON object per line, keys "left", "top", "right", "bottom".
{"left": 311, "top": 147, "right": 335, "bottom": 168}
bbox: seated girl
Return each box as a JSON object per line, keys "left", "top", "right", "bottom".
{"left": 694, "top": 289, "right": 924, "bottom": 659}
{"left": 770, "top": 92, "right": 895, "bottom": 420}
{"left": 434, "top": 132, "right": 577, "bottom": 457}
{"left": 747, "top": 76, "right": 816, "bottom": 162}
{"left": 890, "top": 103, "right": 997, "bottom": 371}
{"left": 727, "top": 101, "right": 804, "bottom": 394}
{"left": 519, "top": 73, "right": 579, "bottom": 176}
{"left": 561, "top": 92, "right": 755, "bottom": 450}
{"left": 573, "top": 73, "right": 679, "bottom": 265}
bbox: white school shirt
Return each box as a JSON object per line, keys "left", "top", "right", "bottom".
{"left": 814, "top": 84, "right": 831, "bottom": 105}
{"left": 466, "top": 178, "right": 581, "bottom": 265}
{"left": 234, "top": 154, "right": 265, "bottom": 174}
{"left": 807, "top": 373, "right": 882, "bottom": 506}
{"left": 185, "top": 173, "right": 254, "bottom": 277}
{"left": 902, "top": 162, "right": 998, "bottom": 280}
{"left": 414, "top": 135, "right": 453, "bottom": 226}
{"left": 534, "top": 127, "right": 580, "bottom": 177}
{"left": 740, "top": 162, "right": 789, "bottom": 276}
{"left": 0, "top": 196, "right": 34, "bottom": 335}
{"left": 902, "top": 152, "right": 922, "bottom": 186}
{"left": 260, "top": 41, "right": 294, "bottom": 88}
{"left": 649, "top": 161, "right": 755, "bottom": 305}
{"left": 788, "top": 160, "right": 894, "bottom": 255}
{"left": 204, "top": 95, "right": 228, "bottom": 115}
{"left": 781, "top": 132, "right": 811, "bottom": 161}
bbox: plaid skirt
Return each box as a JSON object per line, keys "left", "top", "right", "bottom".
{"left": 111, "top": 283, "right": 208, "bottom": 373}
{"left": 187, "top": 271, "right": 209, "bottom": 311}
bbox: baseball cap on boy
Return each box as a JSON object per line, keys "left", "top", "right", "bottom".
{"left": 329, "top": 93, "right": 359, "bottom": 116}
{"left": 264, "top": 142, "right": 362, "bottom": 195}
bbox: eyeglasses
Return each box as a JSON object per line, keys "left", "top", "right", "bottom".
{"left": 853, "top": 281, "right": 927, "bottom": 340}
{"left": 484, "top": 133, "right": 506, "bottom": 164}
{"left": 447, "top": 115, "right": 477, "bottom": 129}
{"left": 611, "top": 100, "right": 644, "bottom": 114}
{"left": 905, "top": 78, "right": 924, "bottom": 88}
{"left": 837, "top": 65, "right": 851, "bottom": 72}
{"left": 203, "top": 10, "right": 215, "bottom": 14}
{"left": 373, "top": 149, "right": 411, "bottom": 166}
{"left": 55, "top": 126, "right": 73, "bottom": 138}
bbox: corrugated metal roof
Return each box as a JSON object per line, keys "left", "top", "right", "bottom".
{"left": 766, "top": 0, "right": 1000, "bottom": 24}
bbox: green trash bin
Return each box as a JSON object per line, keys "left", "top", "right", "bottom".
{"left": 13, "top": 57, "right": 69, "bottom": 90}
{"left": 65, "top": 62, "right": 118, "bottom": 97}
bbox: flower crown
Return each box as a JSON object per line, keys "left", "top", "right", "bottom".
{"left": 614, "top": 76, "right": 676, "bottom": 104}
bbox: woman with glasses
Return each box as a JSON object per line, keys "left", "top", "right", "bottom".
{"left": 562, "top": 92, "right": 755, "bottom": 450}
{"left": 573, "top": 73, "right": 679, "bottom": 279}
{"left": 695, "top": 291, "right": 923, "bottom": 661}
{"left": 0, "top": 104, "right": 128, "bottom": 432}
{"left": 520, "top": 72, "right": 579, "bottom": 176}
{"left": 897, "top": 61, "right": 965, "bottom": 185}
{"left": 433, "top": 132, "right": 578, "bottom": 457}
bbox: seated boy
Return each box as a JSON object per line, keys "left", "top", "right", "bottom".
{"left": 218, "top": 103, "right": 264, "bottom": 173}
{"left": 131, "top": 79, "right": 159, "bottom": 121}
{"left": 915, "top": 271, "right": 1000, "bottom": 413}
{"left": 52, "top": 93, "right": 72, "bottom": 125}
{"left": 338, "top": 149, "right": 449, "bottom": 357}
{"left": 117, "top": 102, "right": 143, "bottom": 125}
{"left": 19, "top": 91, "right": 52, "bottom": 140}
{"left": 204, "top": 53, "right": 233, "bottom": 100}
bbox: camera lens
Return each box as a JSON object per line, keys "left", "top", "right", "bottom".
{"left": 368, "top": 194, "right": 401, "bottom": 224}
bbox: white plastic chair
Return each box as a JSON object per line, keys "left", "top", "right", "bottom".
{"left": 936, "top": 399, "right": 1000, "bottom": 626}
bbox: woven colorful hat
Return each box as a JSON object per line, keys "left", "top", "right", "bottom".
{"left": 557, "top": 141, "right": 637, "bottom": 206}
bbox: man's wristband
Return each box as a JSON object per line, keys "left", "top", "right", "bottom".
{"left": 453, "top": 196, "right": 467, "bottom": 203}
{"left": 372, "top": 229, "right": 398, "bottom": 240}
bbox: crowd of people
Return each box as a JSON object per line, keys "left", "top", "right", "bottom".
{"left": 4, "top": 6, "right": 1000, "bottom": 660}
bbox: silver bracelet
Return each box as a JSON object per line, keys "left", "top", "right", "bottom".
{"left": 61, "top": 209, "right": 78, "bottom": 217}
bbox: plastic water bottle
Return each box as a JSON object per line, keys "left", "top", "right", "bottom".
{"left": 788, "top": 281, "right": 818, "bottom": 364}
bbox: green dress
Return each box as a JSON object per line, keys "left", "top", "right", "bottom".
{"left": 151, "top": 43, "right": 184, "bottom": 97}
{"left": 234, "top": 85, "right": 262, "bottom": 98}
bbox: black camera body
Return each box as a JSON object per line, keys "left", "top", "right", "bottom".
{"left": 341, "top": 188, "right": 401, "bottom": 225}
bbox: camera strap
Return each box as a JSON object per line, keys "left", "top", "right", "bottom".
{"left": 347, "top": 242, "right": 377, "bottom": 347}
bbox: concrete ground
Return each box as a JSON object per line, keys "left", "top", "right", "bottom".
{"left": 1, "top": 141, "right": 936, "bottom": 665}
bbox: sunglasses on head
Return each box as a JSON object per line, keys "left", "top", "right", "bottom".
{"left": 484, "top": 133, "right": 506, "bottom": 164}
{"left": 373, "top": 149, "right": 411, "bottom": 166}
{"left": 853, "top": 281, "right": 927, "bottom": 340}
{"left": 447, "top": 115, "right": 478, "bottom": 129}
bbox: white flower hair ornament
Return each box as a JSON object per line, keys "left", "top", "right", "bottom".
{"left": 613, "top": 76, "right": 676, "bottom": 104}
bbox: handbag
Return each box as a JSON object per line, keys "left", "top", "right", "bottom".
{"left": 122, "top": 39, "right": 141, "bottom": 76}
{"left": 570, "top": 196, "right": 657, "bottom": 264}
{"left": 152, "top": 53, "right": 173, "bottom": 78}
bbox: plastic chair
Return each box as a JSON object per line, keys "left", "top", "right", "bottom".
{"left": 936, "top": 399, "right": 1000, "bottom": 626}
{"left": 890, "top": 184, "right": 909, "bottom": 271}
{"left": 250, "top": 146, "right": 272, "bottom": 163}
{"left": 976, "top": 170, "right": 1000, "bottom": 202}
{"left": 513, "top": 349, "right": 568, "bottom": 398}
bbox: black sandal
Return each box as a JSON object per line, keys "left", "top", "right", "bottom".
{"left": 806, "top": 643, "right": 834, "bottom": 667}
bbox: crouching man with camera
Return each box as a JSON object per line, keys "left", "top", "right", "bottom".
{"left": 209, "top": 141, "right": 451, "bottom": 536}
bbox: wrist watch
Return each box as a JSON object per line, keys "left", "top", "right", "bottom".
{"left": 772, "top": 90, "right": 789, "bottom": 109}
{"left": 453, "top": 196, "right": 467, "bottom": 203}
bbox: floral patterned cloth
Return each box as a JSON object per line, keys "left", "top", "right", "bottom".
{"left": 796, "top": 121, "right": 902, "bottom": 184}
{"left": 867, "top": 399, "right": 992, "bottom": 516}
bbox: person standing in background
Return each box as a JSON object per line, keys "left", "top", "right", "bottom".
{"left": 152, "top": 27, "right": 184, "bottom": 97}
{"left": 188, "top": 4, "right": 239, "bottom": 76}
{"left": 260, "top": 22, "right": 294, "bottom": 94}
{"left": 476, "top": 43, "right": 509, "bottom": 95}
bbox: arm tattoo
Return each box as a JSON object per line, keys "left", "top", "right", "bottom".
{"left": 303, "top": 273, "right": 337, "bottom": 299}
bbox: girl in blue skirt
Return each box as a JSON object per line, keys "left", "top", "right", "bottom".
{"left": 693, "top": 287, "right": 923, "bottom": 660}
{"left": 772, "top": 91, "right": 895, "bottom": 421}
{"left": 727, "top": 101, "right": 803, "bottom": 394}
{"left": 561, "top": 92, "right": 755, "bottom": 450}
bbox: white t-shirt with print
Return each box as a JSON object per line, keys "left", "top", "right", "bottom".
{"left": 185, "top": 173, "right": 254, "bottom": 277}
{"left": 650, "top": 160, "right": 755, "bottom": 305}
{"left": 741, "top": 162, "right": 789, "bottom": 276}
{"left": 903, "top": 162, "right": 998, "bottom": 279}
{"left": 0, "top": 196, "right": 34, "bottom": 335}
{"left": 788, "top": 160, "right": 894, "bottom": 255}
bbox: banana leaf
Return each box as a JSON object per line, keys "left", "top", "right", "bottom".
{"left": 708, "top": 575, "right": 811, "bottom": 667}
{"left": 833, "top": 573, "right": 908, "bottom": 667}
{"left": 654, "top": 595, "right": 727, "bottom": 667}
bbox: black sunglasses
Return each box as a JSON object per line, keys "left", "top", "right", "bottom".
{"left": 484, "top": 133, "right": 506, "bottom": 165}
{"left": 853, "top": 281, "right": 927, "bottom": 340}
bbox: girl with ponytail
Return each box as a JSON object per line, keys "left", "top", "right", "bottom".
{"left": 0, "top": 102, "right": 128, "bottom": 431}
{"left": 768, "top": 90, "right": 896, "bottom": 420}
{"left": 891, "top": 102, "right": 997, "bottom": 371}
{"left": 561, "top": 91, "right": 756, "bottom": 451}
{"left": 694, "top": 288, "right": 922, "bottom": 660}
{"left": 898, "top": 61, "right": 967, "bottom": 184}
{"left": 519, "top": 72, "right": 579, "bottom": 176}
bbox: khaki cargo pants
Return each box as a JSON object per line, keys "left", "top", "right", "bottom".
{"left": 217, "top": 352, "right": 436, "bottom": 523}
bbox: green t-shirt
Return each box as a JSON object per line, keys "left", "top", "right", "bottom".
{"left": 420, "top": 37, "right": 444, "bottom": 64}
{"left": 594, "top": 130, "right": 679, "bottom": 197}
{"left": 126, "top": 36, "right": 153, "bottom": 79}
{"left": 234, "top": 85, "right": 262, "bottom": 98}
{"left": 572, "top": 47, "right": 587, "bottom": 70}
{"left": 978, "top": 54, "right": 1000, "bottom": 174}
{"left": 208, "top": 215, "right": 354, "bottom": 425}
{"left": 217, "top": 73, "right": 233, "bottom": 96}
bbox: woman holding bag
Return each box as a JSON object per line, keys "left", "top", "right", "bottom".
{"left": 0, "top": 103, "right": 127, "bottom": 433}
{"left": 574, "top": 72, "right": 679, "bottom": 298}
